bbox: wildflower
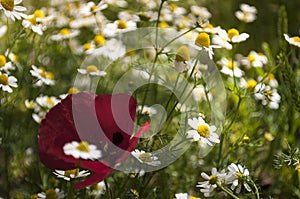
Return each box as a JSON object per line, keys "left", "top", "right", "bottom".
{"left": 192, "top": 85, "right": 212, "bottom": 102}
{"left": 53, "top": 169, "right": 90, "bottom": 181}
{"left": 30, "top": 65, "right": 55, "bottom": 86}
{"left": 190, "top": 5, "right": 212, "bottom": 20}
{"left": 227, "top": 163, "right": 252, "bottom": 194}
{"left": 175, "top": 193, "right": 199, "bottom": 199}
{"left": 194, "top": 32, "right": 220, "bottom": 59}
{"left": 254, "top": 83, "right": 281, "bottom": 109}
{"left": 137, "top": 105, "right": 157, "bottom": 117}
{"left": 77, "top": 65, "right": 107, "bottom": 76}
{"left": 266, "top": 73, "right": 278, "bottom": 88}
{"left": 0, "top": 72, "right": 17, "bottom": 93}
{"left": 0, "top": 54, "right": 15, "bottom": 72}
{"left": 50, "top": 28, "right": 80, "bottom": 41}
{"left": 36, "top": 188, "right": 64, "bottom": 199}
{"left": 22, "top": 9, "right": 46, "bottom": 35}
{"left": 240, "top": 51, "right": 268, "bottom": 68}
{"left": 0, "top": 0, "right": 27, "bottom": 21}
{"left": 174, "top": 45, "right": 190, "bottom": 72}
{"left": 219, "top": 57, "right": 244, "bottom": 78}
{"left": 284, "top": 34, "right": 300, "bottom": 48}
{"left": 187, "top": 116, "right": 219, "bottom": 146}
{"left": 235, "top": 3, "right": 257, "bottom": 23}
{"left": 38, "top": 92, "right": 150, "bottom": 188}
{"left": 131, "top": 149, "right": 161, "bottom": 166}
{"left": 63, "top": 141, "right": 102, "bottom": 160}
{"left": 105, "top": 0, "right": 128, "bottom": 7}
{"left": 198, "top": 23, "right": 221, "bottom": 34}
{"left": 80, "top": 1, "right": 108, "bottom": 16}
{"left": 93, "top": 39, "right": 126, "bottom": 60}
{"left": 197, "top": 167, "right": 226, "bottom": 197}
{"left": 103, "top": 19, "right": 136, "bottom": 37}
{"left": 213, "top": 28, "right": 249, "bottom": 48}
{"left": 264, "top": 132, "right": 274, "bottom": 142}
{"left": 88, "top": 181, "right": 106, "bottom": 196}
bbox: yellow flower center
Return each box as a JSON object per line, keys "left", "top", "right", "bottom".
{"left": 34, "top": 9, "right": 45, "bottom": 18}
{"left": 0, "top": 0, "right": 14, "bottom": 11}
{"left": 83, "top": 43, "right": 92, "bottom": 51}
{"left": 76, "top": 141, "right": 90, "bottom": 152}
{"left": 138, "top": 152, "right": 153, "bottom": 162}
{"left": 90, "top": 5, "right": 98, "bottom": 12}
{"left": 46, "top": 72, "right": 54, "bottom": 80}
{"left": 45, "top": 189, "right": 58, "bottom": 199}
{"left": 169, "top": 3, "right": 177, "bottom": 12}
{"left": 68, "top": 87, "right": 80, "bottom": 94}
{"left": 208, "top": 175, "right": 218, "bottom": 184}
{"left": 267, "top": 73, "right": 275, "bottom": 80}
{"left": 247, "top": 54, "right": 256, "bottom": 62}
{"left": 28, "top": 17, "right": 37, "bottom": 25}
{"left": 0, "top": 74, "right": 8, "bottom": 85}
{"left": 227, "top": 61, "right": 237, "bottom": 69}
{"left": 264, "top": 132, "right": 274, "bottom": 142}
{"left": 117, "top": 20, "right": 127, "bottom": 29}
{"left": 246, "top": 79, "right": 257, "bottom": 89}
{"left": 46, "top": 97, "right": 54, "bottom": 106}
{"left": 292, "top": 36, "right": 300, "bottom": 43}
{"left": 59, "top": 28, "right": 71, "bottom": 35}
{"left": 196, "top": 124, "right": 210, "bottom": 138}
{"left": 175, "top": 45, "right": 190, "bottom": 62}
{"left": 205, "top": 23, "right": 214, "bottom": 29}
{"left": 86, "top": 65, "right": 98, "bottom": 73}
{"left": 228, "top": 28, "right": 240, "bottom": 40}
{"left": 189, "top": 196, "right": 198, "bottom": 199}
{"left": 195, "top": 32, "right": 210, "bottom": 48}
{"left": 94, "top": 34, "right": 106, "bottom": 46}
{"left": 0, "top": 55, "right": 6, "bottom": 67}
{"left": 158, "top": 21, "right": 169, "bottom": 28}
{"left": 30, "top": 194, "right": 38, "bottom": 199}
{"left": 64, "top": 168, "right": 79, "bottom": 177}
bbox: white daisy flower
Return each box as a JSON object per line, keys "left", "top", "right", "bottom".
{"left": 219, "top": 57, "right": 244, "bottom": 78}
{"left": 35, "top": 95, "right": 60, "bottom": 109}
{"left": 63, "top": 141, "right": 102, "bottom": 160}
{"left": 104, "top": 0, "right": 128, "bottom": 8}
{"left": 51, "top": 28, "right": 80, "bottom": 41}
{"left": 254, "top": 83, "right": 281, "bottom": 109}
{"left": 77, "top": 65, "right": 107, "bottom": 77}
{"left": 131, "top": 149, "right": 161, "bottom": 166}
{"left": 80, "top": 1, "right": 108, "bottom": 17}
{"left": 284, "top": 34, "right": 300, "bottom": 48}
{"left": 174, "top": 45, "right": 190, "bottom": 73}
{"left": 0, "top": 55, "right": 15, "bottom": 72}
{"left": 240, "top": 50, "right": 268, "bottom": 68}
{"left": 226, "top": 163, "right": 252, "bottom": 194}
{"left": 0, "top": 72, "right": 17, "bottom": 93}
{"left": 197, "top": 23, "right": 221, "bottom": 34}
{"left": 93, "top": 39, "right": 126, "bottom": 60}
{"left": 175, "top": 193, "right": 199, "bottom": 199}
{"left": 214, "top": 28, "right": 249, "bottom": 45}
{"left": 30, "top": 65, "right": 55, "bottom": 86}
{"left": 53, "top": 169, "right": 90, "bottom": 181}
{"left": 235, "top": 3, "right": 257, "bottom": 23}
{"left": 22, "top": 10, "right": 46, "bottom": 35}
{"left": 192, "top": 85, "right": 212, "bottom": 102}
{"left": 0, "top": 0, "right": 27, "bottom": 21}
{"left": 193, "top": 32, "right": 221, "bottom": 59}
{"left": 190, "top": 5, "right": 212, "bottom": 20}
{"left": 103, "top": 19, "right": 136, "bottom": 37}
{"left": 137, "top": 105, "right": 157, "bottom": 117}
{"left": 88, "top": 181, "right": 106, "bottom": 196}
{"left": 186, "top": 116, "right": 219, "bottom": 146}
{"left": 37, "top": 188, "right": 64, "bottom": 199}
{"left": 196, "top": 167, "right": 226, "bottom": 197}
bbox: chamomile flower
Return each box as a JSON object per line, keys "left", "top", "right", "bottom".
{"left": 226, "top": 163, "right": 252, "bottom": 194}
{"left": 174, "top": 45, "right": 190, "bottom": 72}
{"left": 30, "top": 65, "right": 55, "bottom": 86}
{"left": 235, "top": 3, "right": 257, "bottom": 23}
{"left": 186, "top": 116, "right": 219, "bottom": 146}
{"left": 131, "top": 149, "right": 161, "bottom": 166}
{"left": 0, "top": 55, "right": 15, "bottom": 72}
{"left": 104, "top": 0, "right": 128, "bottom": 8}
{"left": 22, "top": 9, "right": 46, "bottom": 35}
{"left": 175, "top": 193, "right": 199, "bottom": 199}
{"left": 53, "top": 169, "right": 90, "bottom": 181}
{"left": 77, "top": 65, "right": 107, "bottom": 76}
{"left": 93, "top": 39, "right": 126, "bottom": 60}
{"left": 219, "top": 57, "right": 244, "bottom": 78}
{"left": 51, "top": 28, "right": 80, "bottom": 41}
{"left": 196, "top": 167, "right": 226, "bottom": 197}
{"left": 63, "top": 141, "right": 102, "bottom": 160}
{"left": 254, "top": 83, "right": 281, "bottom": 109}
{"left": 37, "top": 188, "right": 64, "bottom": 199}
{"left": 88, "top": 181, "right": 106, "bottom": 196}
{"left": 194, "top": 32, "right": 220, "bottom": 59}
{"left": 284, "top": 34, "right": 300, "bottom": 48}
{"left": 0, "top": 0, "right": 27, "bottom": 21}
{"left": 35, "top": 95, "right": 60, "bottom": 109}
{"left": 190, "top": 5, "right": 212, "bottom": 20}
{"left": 0, "top": 72, "right": 17, "bottom": 93}
{"left": 214, "top": 28, "right": 249, "bottom": 47}
{"left": 80, "top": 1, "right": 108, "bottom": 17}
{"left": 137, "top": 105, "right": 157, "bottom": 117}
{"left": 103, "top": 19, "right": 136, "bottom": 37}
{"left": 192, "top": 85, "right": 212, "bottom": 102}
{"left": 240, "top": 50, "right": 268, "bottom": 68}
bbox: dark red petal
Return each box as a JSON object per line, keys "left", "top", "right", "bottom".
{"left": 74, "top": 161, "right": 113, "bottom": 189}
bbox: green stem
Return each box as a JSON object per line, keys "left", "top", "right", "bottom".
{"left": 217, "top": 183, "right": 239, "bottom": 199}
{"left": 67, "top": 181, "right": 75, "bottom": 199}
{"left": 249, "top": 179, "right": 260, "bottom": 199}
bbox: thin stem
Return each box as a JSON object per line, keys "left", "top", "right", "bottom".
{"left": 67, "top": 181, "right": 75, "bottom": 199}
{"left": 249, "top": 179, "right": 261, "bottom": 199}
{"left": 217, "top": 183, "right": 240, "bottom": 199}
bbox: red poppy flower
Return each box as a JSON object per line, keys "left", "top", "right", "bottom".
{"left": 38, "top": 92, "right": 150, "bottom": 188}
